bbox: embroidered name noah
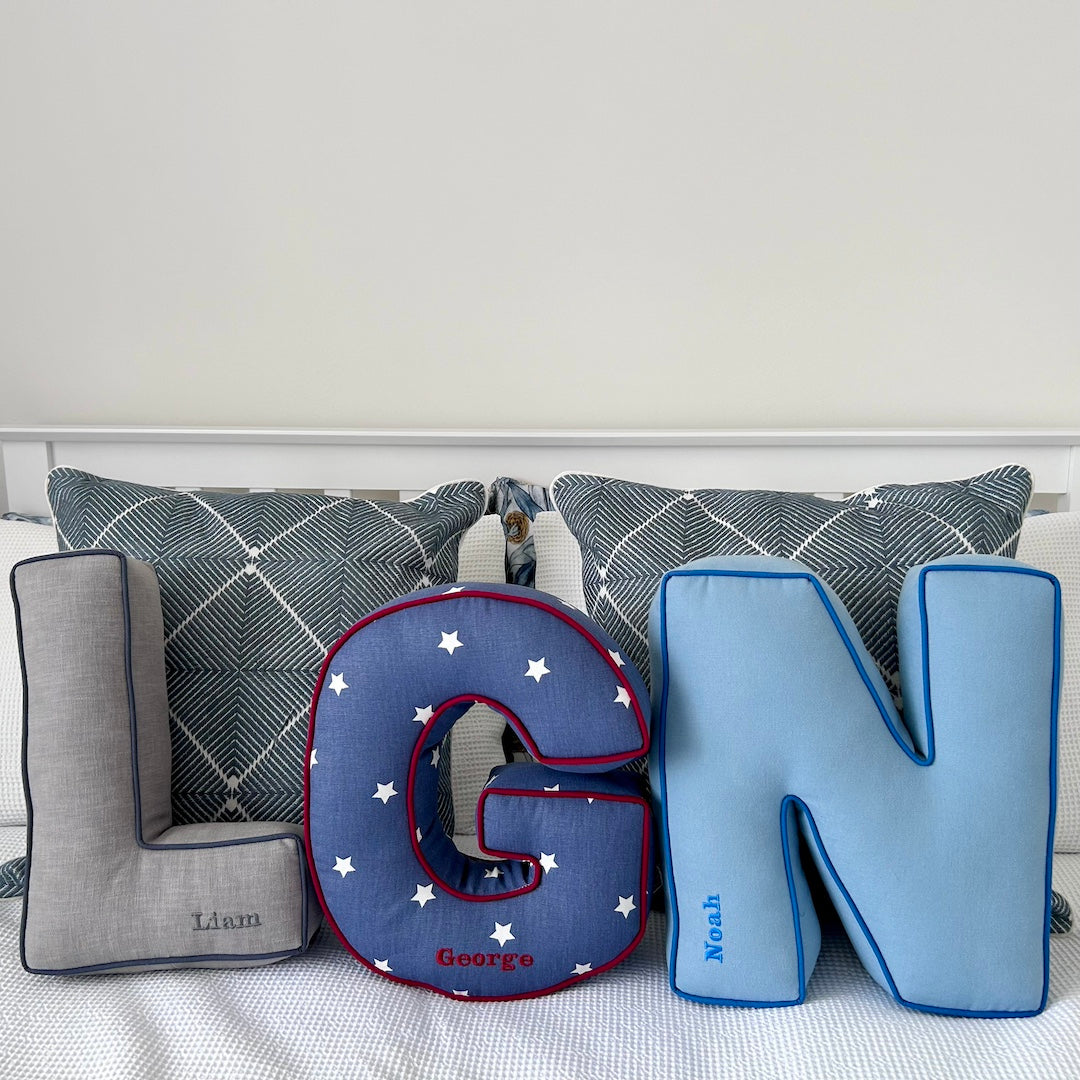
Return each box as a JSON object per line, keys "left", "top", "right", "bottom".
{"left": 191, "top": 911, "right": 261, "bottom": 931}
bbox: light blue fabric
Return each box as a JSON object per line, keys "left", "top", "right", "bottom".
{"left": 650, "top": 554, "right": 1059, "bottom": 1016}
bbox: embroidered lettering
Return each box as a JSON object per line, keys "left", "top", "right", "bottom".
{"left": 191, "top": 911, "right": 261, "bottom": 931}
{"left": 434, "top": 947, "right": 535, "bottom": 971}
{"left": 702, "top": 894, "right": 724, "bottom": 962}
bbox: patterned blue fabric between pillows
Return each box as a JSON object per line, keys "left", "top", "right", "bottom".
{"left": 488, "top": 477, "right": 554, "bottom": 588}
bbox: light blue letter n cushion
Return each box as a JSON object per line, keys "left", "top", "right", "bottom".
{"left": 651, "top": 554, "right": 1060, "bottom": 1016}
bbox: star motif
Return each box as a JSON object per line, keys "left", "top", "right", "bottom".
{"left": 452, "top": 989, "right": 469, "bottom": 996}
{"left": 539, "top": 852, "right": 558, "bottom": 874}
{"left": 543, "top": 784, "right": 560, "bottom": 792}
{"left": 430, "top": 746, "right": 440, "bottom": 768}
{"left": 587, "top": 797, "right": 595, "bottom": 804}
{"left": 416, "top": 827, "right": 423, "bottom": 843}
{"left": 328, "top": 672, "right": 349, "bottom": 696}
{"left": 309, "top": 748, "right": 318, "bottom": 767}
{"left": 373, "top": 958, "right": 393, "bottom": 972}
{"left": 615, "top": 894, "right": 637, "bottom": 919}
{"left": 333, "top": 856, "right": 355, "bottom": 878}
{"left": 483, "top": 866, "right": 502, "bottom": 879}
{"left": 413, "top": 705, "right": 435, "bottom": 724}
{"left": 525, "top": 658, "right": 551, "bottom": 683}
{"left": 490, "top": 922, "right": 515, "bottom": 947}
{"left": 373, "top": 781, "right": 398, "bottom": 804}
{"left": 411, "top": 884, "right": 436, "bottom": 908}
{"left": 614, "top": 685, "right": 632, "bottom": 709}
{"left": 867, "top": 496, "right": 882, "bottom": 509}
{"left": 572, "top": 962, "right": 593, "bottom": 976}
{"left": 438, "top": 630, "right": 464, "bottom": 655}
{"left": 608, "top": 649, "right": 625, "bottom": 667}
{"left": 443, "top": 586, "right": 465, "bottom": 594}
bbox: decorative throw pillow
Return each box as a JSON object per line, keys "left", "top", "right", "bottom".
{"left": 47, "top": 468, "right": 487, "bottom": 829}
{"left": 549, "top": 466, "right": 1033, "bottom": 705}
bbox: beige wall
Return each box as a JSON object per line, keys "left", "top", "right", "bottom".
{"left": 1, "top": 3, "right": 1077, "bottom": 430}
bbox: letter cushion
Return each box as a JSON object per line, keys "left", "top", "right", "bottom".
{"left": 651, "top": 555, "right": 1059, "bottom": 1016}
{"left": 14, "top": 551, "right": 319, "bottom": 973}
{"left": 306, "top": 583, "right": 653, "bottom": 999}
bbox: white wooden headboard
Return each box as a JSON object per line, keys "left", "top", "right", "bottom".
{"left": 1, "top": 427, "right": 1078, "bottom": 516}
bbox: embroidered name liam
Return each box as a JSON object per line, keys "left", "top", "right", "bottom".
{"left": 191, "top": 911, "right": 261, "bottom": 931}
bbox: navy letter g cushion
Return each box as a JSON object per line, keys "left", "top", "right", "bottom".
{"left": 305, "top": 583, "right": 652, "bottom": 999}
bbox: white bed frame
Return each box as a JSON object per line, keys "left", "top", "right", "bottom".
{"left": 1, "top": 426, "right": 1079, "bottom": 516}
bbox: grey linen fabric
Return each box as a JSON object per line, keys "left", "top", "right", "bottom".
{"left": 15, "top": 551, "right": 318, "bottom": 973}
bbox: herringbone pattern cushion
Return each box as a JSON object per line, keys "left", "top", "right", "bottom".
{"left": 550, "top": 466, "right": 1032, "bottom": 706}
{"left": 48, "top": 468, "right": 487, "bottom": 827}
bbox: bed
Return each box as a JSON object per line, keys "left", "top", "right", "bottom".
{"left": 1, "top": 425, "right": 1078, "bottom": 1079}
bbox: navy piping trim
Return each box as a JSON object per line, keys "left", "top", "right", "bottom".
{"left": 657, "top": 561, "right": 1058, "bottom": 1015}
{"left": 13, "top": 549, "right": 312, "bottom": 975}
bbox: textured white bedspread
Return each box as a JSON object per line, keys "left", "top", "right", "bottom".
{"left": 1, "top": 826, "right": 1077, "bottom": 1080}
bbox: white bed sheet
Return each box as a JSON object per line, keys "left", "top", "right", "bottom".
{"left": 0, "top": 825, "right": 1077, "bottom": 1080}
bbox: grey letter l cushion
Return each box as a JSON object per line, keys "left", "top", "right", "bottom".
{"left": 14, "top": 550, "right": 319, "bottom": 974}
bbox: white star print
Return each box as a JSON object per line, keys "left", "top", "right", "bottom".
{"left": 587, "top": 797, "right": 595, "bottom": 804}
{"left": 572, "top": 962, "right": 593, "bottom": 976}
{"left": 490, "top": 922, "right": 515, "bottom": 947}
{"left": 373, "top": 958, "right": 392, "bottom": 972}
{"left": 608, "top": 649, "right": 625, "bottom": 668}
{"left": 413, "top": 705, "right": 435, "bottom": 724}
{"left": 373, "top": 781, "right": 398, "bottom": 804}
{"left": 543, "top": 784, "right": 560, "bottom": 792}
{"left": 416, "top": 827, "right": 422, "bottom": 843}
{"left": 443, "top": 586, "right": 465, "bottom": 594}
{"left": 411, "top": 884, "right": 436, "bottom": 908}
{"left": 483, "top": 866, "right": 502, "bottom": 879}
{"left": 328, "top": 672, "right": 349, "bottom": 696}
{"left": 438, "top": 630, "right": 464, "bottom": 655}
{"left": 615, "top": 895, "right": 637, "bottom": 919}
{"left": 430, "top": 746, "right": 440, "bottom": 768}
{"left": 539, "top": 852, "right": 558, "bottom": 874}
{"left": 868, "top": 496, "right": 882, "bottom": 509}
{"left": 525, "top": 658, "right": 551, "bottom": 683}
{"left": 309, "top": 748, "right": 318, "bottom": 767}
{"left": 614, "top": 685, "right": 632, "bottom": 709}
{"left": 452, "top": 989, "right": 469, "bottom": 996}
{"left": 333, "top": 856, "right": 355, "bottom": 878}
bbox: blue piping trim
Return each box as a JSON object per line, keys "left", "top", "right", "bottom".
{"left": 13, "top": 549, "right": 314, "bottom": 975}
{"left": 656, "top": 561, "right": 1059, "bottom": 1015}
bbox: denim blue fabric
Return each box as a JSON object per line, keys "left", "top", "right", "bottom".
{"left": 306, "top": 583, "right": 653, "bottom": 998}
{"left": 650, "top": 555, "right": 1059, "bottom": 1016}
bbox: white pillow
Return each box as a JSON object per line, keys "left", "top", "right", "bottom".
{"left": 0, "top": 520, "right": 59, "bottom": 825}
{"left": 1017, "top": 512, "right": 1080, "bottom": 852}
{"left": 533, "top": 511, "right": 586, "bottom": 611}
{"left": 449, "top": 514, "right": 512, "bottom": 836}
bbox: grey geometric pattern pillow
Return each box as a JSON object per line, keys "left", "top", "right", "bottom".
{"left": 551, "top": 466, "right": 1032, "bottom": 705}
{"left": 48, "top": 468, "right": 487, "bottom": 828}
{"left": 0, "top": 855, "right": 26, "bottom": 899}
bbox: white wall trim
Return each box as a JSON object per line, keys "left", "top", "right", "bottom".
{"left": 3, "top": 427, "right": 1078, "bottom": 517}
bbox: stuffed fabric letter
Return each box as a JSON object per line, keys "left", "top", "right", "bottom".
{"left": 14, "top": 551, "right": 319, "bottom": 973}
{"left": 306, "top": 583, "right": 652, "bottom": 999}
{"left": 650, "top": 555, "right": 1059, "bottom": 1016}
